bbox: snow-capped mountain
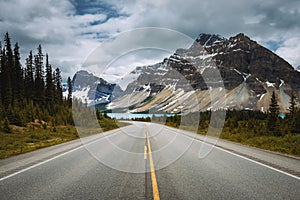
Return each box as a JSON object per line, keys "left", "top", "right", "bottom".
{"left": 106, "top": 33, "right": 300, "bottom": 113}
{"left": 66, "top": 70, "right": 123, "bottom": 106}
{"left": 70, "top": 33, "right": 300, "bottom": 113}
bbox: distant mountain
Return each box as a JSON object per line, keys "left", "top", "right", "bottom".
{"left": 297, "top": 65, "right": 300, "bottom": 72}
{"left": 65, "top": 70, "right": 123, "bottom": 106}
{"left": 108, "top": 33, "right": 300, "bottom": 113}
{"left": 71, "top": 33, "right": 300, "bottom": 113}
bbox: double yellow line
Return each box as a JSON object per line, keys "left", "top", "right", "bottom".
{"left": 144, "top": 125, "right": 160, "bottom": 200}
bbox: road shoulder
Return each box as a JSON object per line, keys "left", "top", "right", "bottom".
{"left": 165, "top": 126, "right": 300, "bottom": 178}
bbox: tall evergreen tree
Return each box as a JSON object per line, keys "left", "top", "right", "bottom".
{"left": 2, "top": 32, "right": 13, "bottom": 108}
{"left": 33, "top": 45, "right": 44, "bottom": 105}
{"left": 0, "top": 42, "right": 2, "bottom": 103}
{"left": 13, "top": 42, "right": 24, "bottom": 101}
{"left": 292, "top": 110, "right": 300, "bottom": 134}
{"left": 67, "top": 76, "right": 72, "bottom": 107}
{"left": 289, "top": 92, "right": 299, "bottom": 134}
{"left": 54, "top": 67, "right": 63, "bottom": 103}
{"left": 267, "top": 91, "right": 280, "bottom": 135}
{"left": 45, "top": 53, "right": 54, "bottom": 105}
{"left": 24, "top": 51, "right": 34, "bottom": 100}
{"left": 288, "top": 92, "right": 297, "bottom": 119}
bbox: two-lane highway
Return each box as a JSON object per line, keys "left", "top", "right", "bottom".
{"left": 1, "top": 122, "right": 300, "bottom": 199}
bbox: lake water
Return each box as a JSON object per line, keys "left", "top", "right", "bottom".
{"left": 107, "top": 113, "right": 177, "bottom": 119}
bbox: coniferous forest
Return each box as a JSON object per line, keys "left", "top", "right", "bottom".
{"left": 0, "top": 32, "right": 73, "bottom": 129}
{"left": 0, "top": 33, "right": 124, "bottom": 158}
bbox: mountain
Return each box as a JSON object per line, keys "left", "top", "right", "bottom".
{"left": 71, "top": 33, "right": 300, "bottom": 113}
{"left": 66, "top": 70, "right": 123, "bottom": 105}
{"left": 107, "top": 33, "right": 300, "bottom": 113}
{"left": 297, "top": 65, "right": 300, "bottom": 72}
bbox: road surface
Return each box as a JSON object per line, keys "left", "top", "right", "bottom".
{"left": 1, "top": 122, "right": 300, "bottom": 199}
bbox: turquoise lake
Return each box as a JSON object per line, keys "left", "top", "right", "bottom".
{"left": 107, "top": 113, "right": 178, "bottom": 119}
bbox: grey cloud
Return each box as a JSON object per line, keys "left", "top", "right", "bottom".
{"left": 0, "top": 0, "right": 103, "bottom": 78}
{"left": 1, "top": 0, "right": 300, "bottom": 80}
{"left": 110, "top": 0, "right": 300, "bottom": 66}
{"left": 119, "top": 0, "right": 300, "bottom": 40}
{"left": 252, "top": 0, "right": 300, "bottom": 31}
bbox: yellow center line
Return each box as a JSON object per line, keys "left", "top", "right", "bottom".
{"left": 145, "top": 125, "right": 160, "bottom": 200}
{"left": 144, "top": 145, "right": 147, "bottom": 160}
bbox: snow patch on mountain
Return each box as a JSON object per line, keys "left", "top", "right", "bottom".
{"left": 72, "top": 86, "right": 91, "bottom": 104}
{"left": 117, "top": 72, "right": 140, "bottom": 91}
{"left": 107, "top": 84, "right": 150, "bottom": 111}
{"left": 266, "top": 81, "right": 275, "bottom": 87}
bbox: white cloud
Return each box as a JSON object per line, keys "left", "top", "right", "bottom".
{"left": 81, "top": 27, "right": 194, "bottom": 80}
{"left": 0, "top": 0, "right": 100, "bottom": 78}
{"left": 276, "top": 36, "right": 300, "bottom": 67}
{"left": 0, "top": 0, "right": 122, "bottom": 78}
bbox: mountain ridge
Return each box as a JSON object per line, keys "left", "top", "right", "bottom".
{"left": 70, "top": 33, "right": 300, "bottom": 113}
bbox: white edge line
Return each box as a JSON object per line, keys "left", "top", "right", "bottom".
{"left": 0, "top": 145, "right": 83, "bottom": 182}
{"left": 166, "top": 126, "right": 300, "bottom": 180}
{"left": 0, "top": 130, "right": 121, "bottom": 182}
{"left": 212, "top": 145, "right": 300, "bottom": 180}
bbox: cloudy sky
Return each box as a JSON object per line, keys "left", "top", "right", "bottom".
{"left": 0, "top": 0, "right": 299, "bottom": 80}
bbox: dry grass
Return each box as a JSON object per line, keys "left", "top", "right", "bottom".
{"left": 0, "top": 120, "right": 130, "bottom": 159}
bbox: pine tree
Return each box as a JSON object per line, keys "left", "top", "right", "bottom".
{"left": 0, "top": 42, "right": 2, "bottom": 104}
{"left": 45, "top": 54, "right": 54, "bottom": 105}
{"left": 289, "top": 92, "right": 299, "bottom": 134}
{"left": 288, "top": 92, "right": 297, "bottom": 119}
{"left": 2, "top": 32, "right": 13, "bottom": 108}
{"left": 34, "top": 45, "right": 44, "bottom": 105}
{"left": 67, "top": 76, "right": 72, "bottom": 107}
{"left": 54, "top": 67, "right": 63, "bottom": 104}
{"left": 267, "top": 91, "right": 280, "bottom": 136}
{"left": 0, "top": 45, "right": 6, "bottom": 104}
{"left": 13, "top": 42, "right": 24, "bottom": 102}
{"left": 0, "top": 100, "right": 4, "bottom": 121}
{"left": 24, "top": 51, "right": 34, "bottom": 100}
{"left": 292, "top": 110, "right": 300, "bottom": 134}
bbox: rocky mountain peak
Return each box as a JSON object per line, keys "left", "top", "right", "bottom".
{"left": 75, "top": 70, "right": 92, "bottom": 76}
{"left": 72, "top": 70, "right": 101, "bottom": 90}
{"left": 195, "top": 33, "right": 226, "bottom": 46}
{"left": 70, "top": 70, "right": 123, "bottom": 105}
{"left": 229, "top": 33, "right": 251, "bottom": 42}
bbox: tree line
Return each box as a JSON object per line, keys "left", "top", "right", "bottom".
{"left": 154, "top": 90, "right": 300, "bottom": 136}
{"left": 0, "top": 32, "right": 73, "bottom": 131}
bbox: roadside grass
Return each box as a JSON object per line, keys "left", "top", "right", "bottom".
{"left": 241, "top": 135, "right": 300, "bottom": 156}
{"left": 0, "top": 126, "right": 78, "bottom": 159}
{"left": 164, "top": 123, "right": 300, "bottom": 157}
{"left": 0, "top": 119, "right": 130, "bottom": 159}
{"left": 219, "top": 127, "right": 300, "bottom": 156}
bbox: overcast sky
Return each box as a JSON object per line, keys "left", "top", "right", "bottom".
{"left": 0, "top": 0, "right": 299, "bottom": 80}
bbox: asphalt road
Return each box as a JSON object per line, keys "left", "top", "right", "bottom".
{"left": 1, "top": 122, "right": 300, "bottom": 199}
